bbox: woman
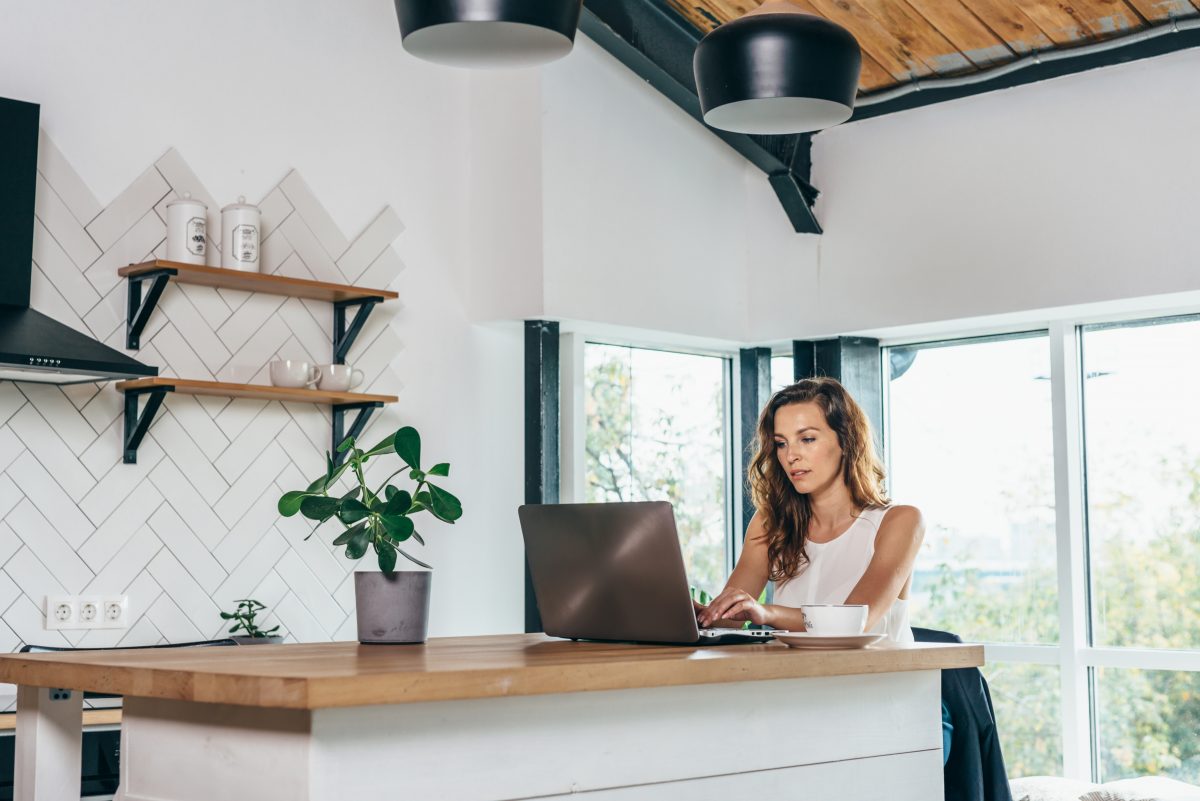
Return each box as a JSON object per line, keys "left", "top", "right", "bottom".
{"left": 697, "top": 376, "right": 923, "bottom": 642}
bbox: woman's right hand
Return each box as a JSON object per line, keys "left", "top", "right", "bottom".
{"left": 699, "top": 586, "right": 775, "bottom": 628}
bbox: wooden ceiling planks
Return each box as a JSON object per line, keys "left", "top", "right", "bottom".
{"left": 660, "top": 0, "right": 1199, "bottom": 94}
{"left": 958, "top": 0, "right": 1059, "bottom": 52}
{"left": 1010, "top": 0, "right": 1143, "bottom": 45}
{"left": 903, "top": 1, "right": 1016, "bottom": 67}
{"left": 1122, "top": 0, "right": 1200, "bottom": 20}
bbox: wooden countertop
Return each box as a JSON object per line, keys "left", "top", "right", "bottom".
{"left": 0, "top": 634, "right": 982, "bottom": 710}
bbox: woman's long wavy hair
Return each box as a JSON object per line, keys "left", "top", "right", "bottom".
{"left": 749, "top": 377, "right": 889, "bottom": 583}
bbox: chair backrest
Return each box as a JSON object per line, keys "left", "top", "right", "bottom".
{"left": 911, "top": 626, "right": 965, "bottom": 645}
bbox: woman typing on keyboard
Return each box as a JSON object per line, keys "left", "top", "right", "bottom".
{"left": 695, "top": 376, "right": 923, "bottom": 643}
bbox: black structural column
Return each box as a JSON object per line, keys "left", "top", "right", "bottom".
{"left": 524, "top": 320, "right": 560, "bottom": 633}
{"left": 793, "top": 337, "right": 884, "bottom": 455}
{"left": 738, "top": 348, "right": 772, "bottom": 539}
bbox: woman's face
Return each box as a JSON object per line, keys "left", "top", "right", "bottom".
{"left": 773, "top": 401, "right": 844, "bottom": 495}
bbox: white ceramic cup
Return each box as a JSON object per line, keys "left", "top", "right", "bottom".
{"left": 800, "top": 604, "right": 868, "bottom": 636}
{"left": 318, "top": 364, "right": 364, "bottom": 393}
{"left": 269, "top": 359, "right": 321, "bottom": 389}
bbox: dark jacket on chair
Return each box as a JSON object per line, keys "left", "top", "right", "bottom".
{"left": 912, "top": 627, "right": 1013, "bottom": 801}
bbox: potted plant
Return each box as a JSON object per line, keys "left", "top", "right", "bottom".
{"left": 220, "top": 599, "right": 283, "bottom": 644}
{"left": 278, "top": 426, "right": 462, "bottom": 644}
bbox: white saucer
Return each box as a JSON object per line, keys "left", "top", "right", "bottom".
{"left": 771, "top": 631, "right": 885, "bottom": 650}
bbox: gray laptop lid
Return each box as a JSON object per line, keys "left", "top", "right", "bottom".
{"left": 518, "top": 501, "right": 702, "bottom": 644}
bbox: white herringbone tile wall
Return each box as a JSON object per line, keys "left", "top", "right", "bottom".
{"left": 0, "top": 133, "right": 406, "bottom": 705}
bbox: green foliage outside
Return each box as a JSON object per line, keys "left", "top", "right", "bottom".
{"left": 916, "top": 452, "right": 1200, "bottom": 782}
{"left": 584, "top": 347, "right": 727, "bottom": 595}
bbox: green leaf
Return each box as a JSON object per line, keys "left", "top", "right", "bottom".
{"left": 307, "top": 457, "right": 354, "bottom": 494}
{"left": 384, "top": 490, "right": 412, "bottom": 517}
{"left": 411, "top": 490, "right": 432, "bottom": 513}
{"left": 410, "top": 530, "right": 425, "bottom": 546}
{"left": 384, "top": 485, "right": 398, "bottom": 501}
{"left": 219, "top": 611, "right": 234, "bottom": 619}
{"left": 428, "top": 463, "right": 450, "bottom": 477}
{"left": 278, "top": 491, "right": 312, "bottom": 517}
{"left": 336, "top": 435, "right": 356, "bottom": 453}
{"left": 393, "top": 427, "right": 421, "bottom": 470}
{"left": 363, "top": 432, "right": 396, "bottom": 458}
{"left": 341, "top": 486, "right": 361, "bottom": 502}
{"left": 333, "top": 522, "right": 366, "bottom": 546}
{"left": 229, "top": 623, "right": 244, "bottom": 633}
{"left": 345, "top": 526, "right": 371, "bottom": 560}
{"left": 300, "top": 495, "right": 340, "bottom": 521}
{"left": 410, "top": 468, "right": 425, "bottom": 482}
{"left": 338, "top": 498, "right": 370, "bottom": 524}
{"left": 381, "top": 514, "right": 415, "bottom": 543}
{"left": 397, "top": 547, "right": 433, "bottom": 570}
{"left": 374, "top": 538, "right": 398, "bottom": 573}
{"left": 426, "top": 483, "right": 463, "bottom": 522}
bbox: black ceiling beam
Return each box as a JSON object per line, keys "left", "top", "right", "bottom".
{"left": 849, "top": 19, "right": 1200, "bottom": 123}
{"left": 580, "top": 0, "right": 821, "bottom": 233}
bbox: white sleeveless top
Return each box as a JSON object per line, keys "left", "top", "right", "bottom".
{"left": 772, "top": 505, "right": 914, "bottom": 643}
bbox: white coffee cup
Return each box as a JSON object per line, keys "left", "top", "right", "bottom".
{"left": 800, "top": 604, "right": 868, "bottom": 636}
{"left": 318, "top": 364, "right": 364, "bottom": 393}
{"left": 269, "top": 359, "right": 321, "bottom": 389}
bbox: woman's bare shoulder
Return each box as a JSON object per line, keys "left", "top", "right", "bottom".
{"left": 878, "top": 505, "right": 925, "bottom": 539}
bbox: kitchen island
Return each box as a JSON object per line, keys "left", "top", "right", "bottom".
{"left": 0, "top": 634, "right": 982, "bottom": 801}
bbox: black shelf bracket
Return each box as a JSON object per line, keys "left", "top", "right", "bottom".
{"left": 126, "top": 268, "right": 177, "bottom": 350}
{"left": 332, "top": 402, "right": 384, "bottom": 465}
{"left": 333, "top": 298, "right": 383, "bottom": 364}
{"left": 123, "top": 385, "right": 173, "bottom": 464}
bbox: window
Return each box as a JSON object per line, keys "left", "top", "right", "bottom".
{"left": 770, "top": 354, "right": 793, "bottom": 391}
{"left": 885, "top": 314, "right": 1200, "bottom": 786}
{"left": 1095, "top": 668, "right": 1200, "bottom": 783}
{"left": 886, "top": 334, "right": 1058, "bottom": 645}
{"left": 583, "top": 343, "right": 732, "bottom": 595}
{"left": 1081, "top": 316, "right": 1200, "bottom": 651}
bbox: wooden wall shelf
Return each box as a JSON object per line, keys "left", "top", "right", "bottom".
{"left": 115, "top": 378, "right": 397, "bottom": 465}
{"left": 120, "top": 259, "right": 398, "bottom": 359}
{"left": 118, "top": 260, "right": 398, "bottom": 304}
{"left": 115, "top": 378, "right": 396, "bottom": 406}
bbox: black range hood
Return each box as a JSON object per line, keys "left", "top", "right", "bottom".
{"left": 0, "top": 96, "right": 156, "bottom": 385}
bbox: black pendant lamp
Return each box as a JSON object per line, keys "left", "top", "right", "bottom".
{"left": 394, "top": 0, "right": 584, "bottom": 68}
{"left": 694, "top": 1, "right": 861, "bottom": 135}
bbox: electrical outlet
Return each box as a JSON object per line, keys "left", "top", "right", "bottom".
{"left": 100, "top": 596, "right": 128, "bottom": 629}
{"left": 44, "top": 596, "right": 77, "bottom": 630}
{"left": 79, "top": 598, "right": 100, "bottom": 624}
{"left": 44, "top": 594, "right": 129, "bottom": 630}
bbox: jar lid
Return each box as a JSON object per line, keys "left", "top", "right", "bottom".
{"left": 221, "top": 194, "right": 260, "bottom": 212}
{"left": 166, "top": 191, "right": 207, "bottom": 209}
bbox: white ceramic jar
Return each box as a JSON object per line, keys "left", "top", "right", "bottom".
{"left": 165, "top": 193, "right": 207, "bottom": 265}
{"left": 220, "top": 196, "right": 261, "bottom": 272}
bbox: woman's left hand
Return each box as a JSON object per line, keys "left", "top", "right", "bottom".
{"left": 698, "top": 587, "right": 774, "bottom": 628}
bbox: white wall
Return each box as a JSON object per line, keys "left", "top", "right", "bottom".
{"left": 749, "top": 47, "right": 1200, "bottom": 342}
{"left": 541, "top": 36, "right": 752, "bottom": 342}
{"left": 0, "top": 0, "right": 527, "bottom": 646}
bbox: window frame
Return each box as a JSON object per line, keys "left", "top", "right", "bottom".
{"left": 881, "top": 311, "right": 1200, "bottom": 782}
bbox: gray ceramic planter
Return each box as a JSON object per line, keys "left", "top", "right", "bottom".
{"left": 231, "top": 635, "right": 284, "bottom": 645}
{"left": 355, "top": 570, "right": 431, "bottom": 644}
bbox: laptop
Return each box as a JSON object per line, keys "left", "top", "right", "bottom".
{"left": 518, "top": 501, "right": 777, "bottom": 645}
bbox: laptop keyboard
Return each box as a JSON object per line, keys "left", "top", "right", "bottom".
{"left": 698, "top": 628, "right": 775, "bottom": 638}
